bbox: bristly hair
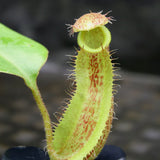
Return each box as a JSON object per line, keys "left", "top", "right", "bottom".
{"left": 66, "top": 23, "right": 74, "bottom": 37}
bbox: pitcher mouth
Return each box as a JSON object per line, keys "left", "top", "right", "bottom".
{"left": 77, "top": 26, "right": 111, "bottom": 53}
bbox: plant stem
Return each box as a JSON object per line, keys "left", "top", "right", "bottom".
{"left": 31, "top": 83, "right": 53, "bottom": 158}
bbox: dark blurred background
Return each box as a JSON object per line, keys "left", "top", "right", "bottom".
{"left": 0, "top": 0, "right": 160, "bottom": 160}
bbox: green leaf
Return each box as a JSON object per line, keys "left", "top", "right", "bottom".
{"left": 0, "top": 23, "right": 48, "bottom": 89}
